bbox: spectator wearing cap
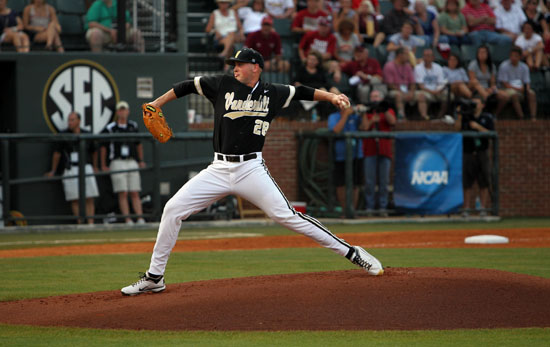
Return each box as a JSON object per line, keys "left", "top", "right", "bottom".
{"left": 265, "top": 0, "right": 296, "bottom": 19}
{"left": 461, "top": 0, "right": 512, "bottom": 47}
{"left": 205, "top": 0, "right": 244, "bottom": 59}
{"left": 100, "top": 101, "right": 147, "bottom": 225}
{"left": 341, "top": 46, "right": 384, "bottom": 103}
{"left": 298, "top": 16, "right": 342, "bottom": 82}
{"left": 245, "top": 16, "right": 290, "bottom": 72}
{"left": 233, "top": 0, "right": 269, "bottom": 36}
{"left": 291, "top": 0, "right": 329, "bottom": 35}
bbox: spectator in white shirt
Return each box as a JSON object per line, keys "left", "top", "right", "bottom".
{"left": 515, "top": 20, "right": 546, "bottom": 70}
{"left": 415, "top": 48, "right": 449, "bottom": 119}
{"left": 495, "top": 0, "right": 526, "bottom": 41}
{"left": 233, "top": 0, "right": 269, "bottom": 35}
{"left": 497, "top": 46, "right": 537, "bottom": 120}
{"left": 265, "top": 0, "right": 295, "bottom": 19}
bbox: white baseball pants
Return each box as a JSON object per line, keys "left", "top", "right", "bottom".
{"left": 148, "top": 152, "right": 352, "bottom": 275}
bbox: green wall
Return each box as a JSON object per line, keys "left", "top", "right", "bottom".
{"left": 0, "top": 53, "right": 213, "bottom": 224}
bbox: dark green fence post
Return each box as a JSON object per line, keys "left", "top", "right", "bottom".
{"left": 1, "top": 140, "right": 10, "bottom": 225}
{"left": 492, "top": 134, "right": 499, "bottom": 216}
{"left": 345, "top": 135, "right": 354, "bottom": 218}
{"left": 78, "top": 136, "right": 87, "bottom": 224}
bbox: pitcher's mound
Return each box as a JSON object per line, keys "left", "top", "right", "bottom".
{"left": 1, "top": 267, "right": 550, "bottom": 331}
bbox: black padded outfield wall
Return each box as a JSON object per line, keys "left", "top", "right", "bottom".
{"left": 0, "top": 53, "right": 213, "bottom": 224}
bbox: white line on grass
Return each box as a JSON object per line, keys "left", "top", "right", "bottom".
{"left": 0, "top": 232, "right": 264, "bottom": 246}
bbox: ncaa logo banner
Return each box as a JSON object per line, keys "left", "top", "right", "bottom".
{"left": 394, "top": 134, "right": 463, "bottom": 214}
{"left": 42, "top": 59, "right": 119, "bottom": 134}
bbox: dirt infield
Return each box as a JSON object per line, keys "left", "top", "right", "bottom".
{"left": 1, "top": 227, "right": 549, "bottom": 331}
{"left": 1, "top": 227, "right": 549, "bottom": 258}
{"left": 1, "top": 268, "right": 550, "bottom": 331}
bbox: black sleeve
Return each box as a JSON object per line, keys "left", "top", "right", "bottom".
{"left": 172, "top": 80, "right": 197, "bottom": 98}
{"left": 294, "top": 85, "right": 315, "bottom": 101}
{"left": 173, "top": 75, "right": 224, "bottom": 101}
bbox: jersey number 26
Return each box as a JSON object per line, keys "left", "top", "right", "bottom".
{"left": 253, "top": 119, "right": 269, "bottom": 136}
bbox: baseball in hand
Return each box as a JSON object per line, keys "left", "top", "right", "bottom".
{"left": 338, "top": 97, "right": 351, "bottom": 109}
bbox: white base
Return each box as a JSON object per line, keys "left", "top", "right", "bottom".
{"left": 464, "top": 234, "right": 510, "bottom": 244}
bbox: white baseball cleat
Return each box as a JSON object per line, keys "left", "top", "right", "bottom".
{"left": 348, "top": 246, "right": 384, "bottom": 276}
{"left": 121, "top": 272, "right": 166, "bottom": 296}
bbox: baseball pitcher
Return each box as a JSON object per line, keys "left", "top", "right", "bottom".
{"left": 122, "top": 48, "right": 383, "bottom": 296}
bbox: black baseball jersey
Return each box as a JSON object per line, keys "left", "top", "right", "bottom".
{"left": 174, "top": 75, "right": 297, "bottom": 155}
{"left": 101, "top": 120, "right": 140, "bottom": 160}
{"left": 54, "top": 129, "right": 96, "bottom": 169}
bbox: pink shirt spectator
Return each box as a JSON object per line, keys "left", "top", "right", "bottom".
{"left": 383, "top": 60, "right": 415, "bottom": 86}
{"left": 461, "top": 3, "right": 496, "bottom": 32}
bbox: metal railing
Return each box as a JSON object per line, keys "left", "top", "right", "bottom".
{"left": 297, "top": 131, "right": 499, "bottom": 219}
{"left": 0, "top": 132, "right": 213, "bottom": 225}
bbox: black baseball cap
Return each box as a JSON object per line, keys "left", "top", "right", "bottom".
{"left": 225, "top": 48, "right": 264, "bottom": 69}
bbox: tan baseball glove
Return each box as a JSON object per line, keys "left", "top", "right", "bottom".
{"left": 142, "top": 103, "right": 173, "bottom": 143}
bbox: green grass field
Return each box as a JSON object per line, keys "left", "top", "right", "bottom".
{"left": 1, "top": 219, "right": 549, "bottom": 346}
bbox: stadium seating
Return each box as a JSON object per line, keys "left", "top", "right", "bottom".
{"left": 56, "top": 1, "right": 86, "bottom": 14}
{"left": 379, "top": 0, "right": 393, "bottom": 16}
{"left": 6, "top": 0, "right": 27, "bottom": 14}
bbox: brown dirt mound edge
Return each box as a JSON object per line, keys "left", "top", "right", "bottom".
{"left": 1, "top": 267, "right": 550, "bottom": 331}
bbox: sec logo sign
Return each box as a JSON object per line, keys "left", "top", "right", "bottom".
{"left": 42, "top": 59, "right": 120, "bottom": 134}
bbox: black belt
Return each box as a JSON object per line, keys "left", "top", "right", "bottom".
{"left": 216, "top": 153, "right": 257, "bottom": 163}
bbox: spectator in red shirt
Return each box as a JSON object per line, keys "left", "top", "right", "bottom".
{"left": 461, "top": 0, "right": 512, "bottom": 46}
{"left": 360, "top": 89, "right": 396, "bottom": 217}
{"left": 298, "top": 17, "right": 342, "bottom": 82}
{"left": 342, "top": 46, "right": 385, "bottom": 103}
{"left": 291, "top": 0, "right": 329, "bottom": 34}
{"left": 245, "top": 16, "right": 290, "bottom": 72}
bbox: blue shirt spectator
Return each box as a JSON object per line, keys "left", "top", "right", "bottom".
{"left": 328, "top": 110, "right": 363, "bottom": 161}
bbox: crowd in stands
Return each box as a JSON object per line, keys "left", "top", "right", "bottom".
{"left": 0, "top": 0, "right": 144, "bottom": 53}
{"left": 1, "top": 0, "right": 549, "bottom": 119}
{"left": 203, "top": 0, "right": 549, "bottom": 120}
